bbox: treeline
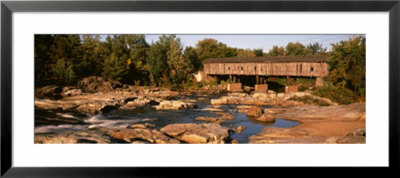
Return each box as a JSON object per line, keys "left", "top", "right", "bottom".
{"left": 35, "top": 34, "right": 365, "bottom": 103}
{"left": 35, "top": 34, "right": 329, "bottom": 87}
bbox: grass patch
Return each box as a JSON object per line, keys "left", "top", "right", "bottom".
{"left": 313, "top": 84, "right": 357, "bottom": 105}
{"left": 289, "top": 96, "right": 331, "bottom": 106}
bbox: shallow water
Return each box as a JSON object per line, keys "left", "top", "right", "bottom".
{"left": 35, "top": 95, "right": 299, "bottom": 143}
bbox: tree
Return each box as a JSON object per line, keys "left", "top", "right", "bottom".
{"left": 183, "top": 46, "right": 201, "bottom": 72}
{"left": 253, "top": 49, "right": 264, "bottom": 57}
{"left": 146, "top": 35, "right": 174, "bottom": 85}
{"left": 285, "top": 42, "right": 307, "bottom": 56}
{"left": 35, "top": 35, "right": 54, "bottom": 86}
{"left": 167, "top": 38, "right": 186, "bottom": 85}
{"left": 237, "top": 49, "right": 256, "bottom": 57}
{"left": 327, "top": 36, "right": 366, "bottom": 99}
{"left": 80, "top": 35, "right": 105, "bottom": 77}
{"left": 306, "top": 42, "right": 327, "bottom": 55}
{"left": 103, "top": 52, "right": 127, "bottom": 81}
{"left": 267, "top": 45, "right": 285, "bottom": 56}
{"left": 195, "top": 38, "right": 238, "bottom": 62}
{"left": 50, "top": 58, "right": 76, "bottom": 85}
{"left": 124, "top": 34, "right": 150, "bottom": 85}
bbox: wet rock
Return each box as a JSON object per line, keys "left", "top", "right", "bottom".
{"left": 246, "top": 106, "right": 263, "bottom": 117}
{"left": 195, "top": 112, "right": 235, "bottom": 123}
{"left": 160, "top": 123, "right": 230, "bottom": 144}
{"left": 156, "top": 100, "right": 197, "bottom": 110}
{"left": 76, "top": 102, "right": 119, "bottom": 114}
{"left": 128, "top": 123, "right": 155, "bottom": 129}
{"left": 35, "top": 85, "right": 63, "bottom": 100}
{"left": 99, "top": 128, "right": 180, "bottom": 144}
{"left": 202, "top": 108, "right": 224, "bottom": 112}
{"left": 34, "top": 131, "right": 114, "bottom": 144}
{"left": 337, "top": 128, "right": 366, "bottom": 144}
{"left": 236, "top": 105, "right": 252, "bottom": 113}
{"left": 232, "top": 125, "right": 247, "bottom": 134}
{"left": 129, "top": 124, "right": 148, "bottom": 129}
{"left": 211, "top": 97, "right": 228, "bottom": 105}
{"left": 196, "top": 117, "right": 222, "bottom": 123}
{"left": 256, "top": 113, "right": 275, "bottom": 122}
{"left": 120, "top": 98, "right": 151, "bottom": 109}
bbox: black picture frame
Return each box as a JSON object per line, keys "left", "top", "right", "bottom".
{"left": 1, "top": 0, "right": 399, "bottom": 177}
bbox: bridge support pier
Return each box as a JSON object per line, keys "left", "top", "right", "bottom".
{"left": 255, "top": 84, "right": 268, "bottom": 93}
{"left": 227, "top": 83, "right": 242, "bottom": 92}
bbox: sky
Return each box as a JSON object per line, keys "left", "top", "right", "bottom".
{"left": 100, "top": 34, "right": 363, "bottom": 52}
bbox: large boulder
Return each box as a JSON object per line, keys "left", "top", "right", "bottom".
{"left": 35, "top": 85, "right": 63, "bottom": 100}
{"left": 246, "top": 106, "right": 263, "bottom": 117}
{"left": 78, "top": 76, "right": 123, "bottom": 93}
{"left": 256, "top": 113, "right": 276, "bottom": 122}
{"left": 337, "top": 128, "right": 366, "bottom": 144}
{"left": 160, "top": 123, "right": 230, "bottom": 144}
{"left": 232, "top": 125, "right": 247, "bottom": 134}
{"left": 99, "top": 128, "right": 180, "bottom": 144}
{"left": 76, "top": 102, "right": 120, "bottom": 114}
{"left": 156, "top": 100, "right": 197, "bottom": 110}
{"left": 62, "top": 87, "right": 83, "bottom": 97}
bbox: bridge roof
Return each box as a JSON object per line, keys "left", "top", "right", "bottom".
{"left": 203, "top": 55, "right": 329, "bottom": 64}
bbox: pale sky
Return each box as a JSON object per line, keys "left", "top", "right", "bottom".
{"left": 100, "top": 34, "right": 364, "bottom": 52}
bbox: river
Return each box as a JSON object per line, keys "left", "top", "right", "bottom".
{"left": 34, "top": 94, "right": 299, "bottom": 143}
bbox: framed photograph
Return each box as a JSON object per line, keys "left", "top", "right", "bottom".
{"left": 1, "top": 0, "right": 399, "bottom": 176}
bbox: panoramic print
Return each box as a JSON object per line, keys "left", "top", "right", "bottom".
{"left": 34, "top": 34, "right": 366, "bottom": 144}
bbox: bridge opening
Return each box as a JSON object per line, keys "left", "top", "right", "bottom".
{"left": 210, "top": 75, "right": 317, "bottom": 92}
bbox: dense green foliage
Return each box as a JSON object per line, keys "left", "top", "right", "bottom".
{"left": 35, "top": 35, "right": 365, "bottom": 103}
{"left": 195, "top": 38, "right": 238, "bottom": 63}
{"left": 314, "top": 36, "right": 366, "bottom": 104}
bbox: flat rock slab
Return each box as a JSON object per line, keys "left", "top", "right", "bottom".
{"left": 249, "top": 103, "right": 366, "bottom": 144}
{"left": 249, "top": 121, "right": 365, "bottom": 144}
{"left": 160, "top": 123, "right": 230, "bottom": 144}
{"left": 35, "top": 131, "right": 114, "bottom": 144}
{"left": 195, "top": 112, "right": 235, "bottom": 123}
{"left": 271, "top": 103, "right": 366, "bottom": 122}
{"left": 99, "top": 128, "right": 180, "bottom": 144}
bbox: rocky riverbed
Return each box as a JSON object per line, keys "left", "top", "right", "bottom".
{"left": 34, "top": 79, "right": 365, "bottom": 144}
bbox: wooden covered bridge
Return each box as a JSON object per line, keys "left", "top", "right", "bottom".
{"left": 201, "top": 55, "right": 329, "bottom": 92}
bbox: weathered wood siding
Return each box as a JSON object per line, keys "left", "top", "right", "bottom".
{"left": 204, "top": 62, "right": 328, "bottom": 77}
